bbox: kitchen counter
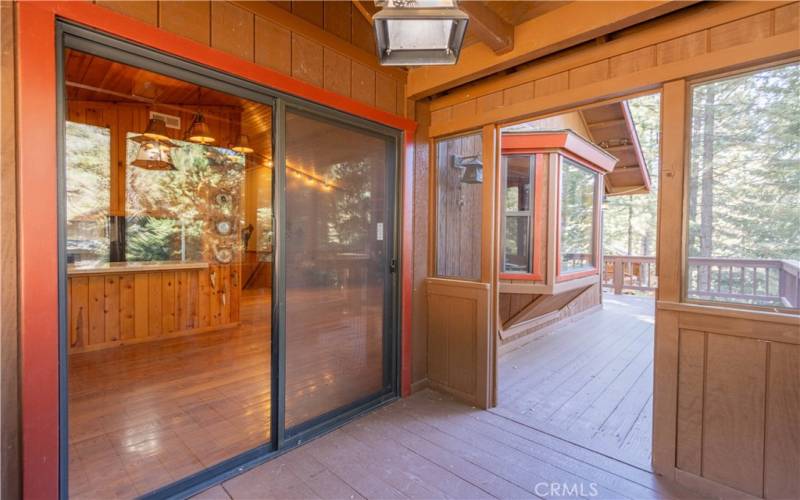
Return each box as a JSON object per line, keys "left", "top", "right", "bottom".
{"left": 67, "top": 260, "right": 210, "bottom": 276}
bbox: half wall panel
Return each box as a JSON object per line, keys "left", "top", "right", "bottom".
{"left": 426, "top": 278, "right": 491, "bottom": 408}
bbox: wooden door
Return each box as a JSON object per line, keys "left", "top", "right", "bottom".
{"left": 653, "top": 79, "right": 799, "bottom": 499}
{"left": 426, "top": 126, "right": 497, "bottom": 409}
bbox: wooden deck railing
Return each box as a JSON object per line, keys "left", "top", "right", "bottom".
{"left": 603, "top": 256, "right": 800, "bottom": 308}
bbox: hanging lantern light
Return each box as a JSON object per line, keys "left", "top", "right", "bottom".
{"left": 373, "top": 0, "right": 469, "bottom": 66}
{"left": 129, "top": 118, "right": 176, "bottom": 171}
{"left": 453, "top": 154, "right": 483, "bottom": 184}
{"left": 186, "top": 113, "right": 215, "bottom": 144}
{"left": 131, "top": 136, "right": 177, "bottom": 171}
{"left": 141, "top": 117, "right": 171, "bottom": 142}
{"left": 232, "top": 134, "right": 254, "bottom": 154}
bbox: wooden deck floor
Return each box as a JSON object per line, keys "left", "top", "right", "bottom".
{"left": 195, "top": 388, "right": 696, "bottom": 500}
{"left": 495, "top": 293, "right": 655, "bottom": 471}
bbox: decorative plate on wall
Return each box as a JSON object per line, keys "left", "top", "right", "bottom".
{"left": 215, "top": 219, "right": 233, "bottom": 236}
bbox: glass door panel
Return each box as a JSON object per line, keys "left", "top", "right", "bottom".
{"left": 284, "top": 109, "right": 393, "bottom": 430}
{"left": 63, "top": 49, "right": 273, "bottom": 497}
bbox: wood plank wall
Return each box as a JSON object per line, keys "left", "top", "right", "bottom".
{"left": 0, "top": 1, "right": 19, "bottom": 497}
{"left": 434, "top": 132, "right": 483, "bottom": 280}
{"left": 67, "top": 264, "right": 241, "bottom": 353}
{"left": 93, "top": 0, "right": 407, "bottom": 116}
{"left": 425, "top": 2, "right": 799, "bottom": 136}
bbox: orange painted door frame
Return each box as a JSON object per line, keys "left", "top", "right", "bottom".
{"left": 15, "top": 2, "right": 416, "bottom": 498}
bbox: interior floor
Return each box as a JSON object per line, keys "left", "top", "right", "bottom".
{"left": 68, "top": 286, "right": 384, "bottom": 499}
{"left": 495, "top": 293, "right": 655, "bottom": 471}
{"left": 193, "top": 389, "right": 697, "bottom": 500}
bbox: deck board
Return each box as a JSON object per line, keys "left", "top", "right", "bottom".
{"left": 495, "top": 293, "right": 656, "bottom": 471}
{"left": 212, "top": 387, "right": 698, "bottom": 500}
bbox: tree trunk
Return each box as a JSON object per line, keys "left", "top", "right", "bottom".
{"left": 700, "top": 86, "right": 716, "bottom": 258}
{"left": 627, "top": 202, "right": 633, "bottom": 255}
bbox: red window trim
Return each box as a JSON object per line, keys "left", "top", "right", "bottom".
{"left": 16, "top": 2, "right": 416, "bottom": 498}
{"left": 499, "top": 152, "right": 547, "bottom": 282}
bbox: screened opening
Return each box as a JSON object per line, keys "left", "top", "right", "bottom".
{"left": 686, "top": 62, "right": 799, "bottom": 310}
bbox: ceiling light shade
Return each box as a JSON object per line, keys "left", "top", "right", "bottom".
{"left": 186, "top": 113, "right": 215, "bottom": 144}
{"left": 373, "top": 0, "right": 468, "bottom": 66}
{"left": 131, "top": 138, "right": 177, "bottom": 171}
{"left": 232, "top": 134, "right": 254, "bottom": 154}
{"left": 142, "top": 117, "right": 171, "bottom": 142}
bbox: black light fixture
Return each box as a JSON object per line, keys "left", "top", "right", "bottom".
{"left": 453, "top": 154, "right": 483, "bottom": 184}
{"left": 373, "top": 0, "right": 469, "bottom": 66}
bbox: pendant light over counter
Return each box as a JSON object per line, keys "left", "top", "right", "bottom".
{"left": 232, "top": 134, "right": 254, "bottom": 154}
{"left": 186, "top": 113, "right": 215, "bottom": 145}
{"left": 373, "top": 0, "right": 469, "bottom": 66}
{"left": 131, "top": 118, "right": 177, "bottom": 171}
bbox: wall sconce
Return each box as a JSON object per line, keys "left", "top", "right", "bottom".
{"left": 453, "top": 154, "right": 483, "bottom": 184}
{"left": 373, "top": 0, "right": 469, "bottom": 66}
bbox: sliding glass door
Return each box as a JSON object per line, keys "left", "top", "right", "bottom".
{"left": 59, "top": 24, "right": 398, "bottom": 498}
{"left": 282, "top": 109, "right": 395, "bottom": 433}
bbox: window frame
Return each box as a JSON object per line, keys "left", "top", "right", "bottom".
{"left": 682, "top": 61, "right": 800, "bottom": 314}
{"left": 499, "top": 153, "right": 539, "bottom": 280}
{"left": 555, "top": 155, "right": 601, "bottom": 282}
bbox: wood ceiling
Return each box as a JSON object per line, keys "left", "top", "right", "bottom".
{"left": 64, "top": 49, "right": 245, "bottom": 107}
{"left": 273, "top": 1, "right": 574, "bottom": 62}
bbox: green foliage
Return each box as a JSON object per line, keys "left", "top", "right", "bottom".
{"left": 602, "top": 94, "right": 661, "bottom": 256}
{"left": 687, "top": 63, "right": 799, "bottom": 260}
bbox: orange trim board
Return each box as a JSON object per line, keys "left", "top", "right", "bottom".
{"left": 502, "top": 130, "right": 618, "bottom": 173}
{"left": 16, "top": 2, "right": 416, "bottom": 497}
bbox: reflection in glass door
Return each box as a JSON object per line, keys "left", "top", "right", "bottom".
{"left": 63, "top": 48, "right": 273, "bottom": 498}
{"left": 283, "top": 109, "right": 394, "bottom": 430}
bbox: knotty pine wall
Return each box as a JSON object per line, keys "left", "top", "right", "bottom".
{"left": 93, "top": 0, "right": 408, "bottom": 116}
{"left": 68, "top": 265, "right": 241, "bottom": 353}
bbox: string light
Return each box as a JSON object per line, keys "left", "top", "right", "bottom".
{"left": 286, "top": 162, "right": 336, "bottom": 192}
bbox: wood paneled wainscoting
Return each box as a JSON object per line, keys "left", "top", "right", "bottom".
{"left": 654, "top": 303, "right": 800, "bottom": 499}
{"left": 426, "top": 278, "right": 493, "bottom": 408}
{"left": 68, "top": 263, "right": 241, "bottom": 353}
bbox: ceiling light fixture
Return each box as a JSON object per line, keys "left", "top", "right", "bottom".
{"left": 130, "top": 118, "right": 176, "bottom": 171}
{"left": 186, "top": 113, "right": 215, "bottom": 145}
{"left": 232, "top": 134, "right": 254, "bottom": 154}
{"left": 373, "top": 0, "right": 468, "bottom": 66}
{"left": 131, "top": 137, "right": 177, "bottom": 171}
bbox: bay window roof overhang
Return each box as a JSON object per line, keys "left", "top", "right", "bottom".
{"left": 502, "top": 130, "right": 618, "bottom": 174}
{"left": 579, "top": 101, "right": 651, "bottom": 196}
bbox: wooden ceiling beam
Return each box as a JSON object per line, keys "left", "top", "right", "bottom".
{"left": 459, "top": 1, "right": 514, "bottom": 55}
{"left": 352, "top": 0, "right": 374, "bottom": 23}
{"left": 407, "top": 1, "right": 698, "bottom": 99}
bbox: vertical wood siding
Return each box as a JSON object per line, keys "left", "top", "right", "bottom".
{"left": 94, "top": 0, "right": 407, "bottom": 116}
